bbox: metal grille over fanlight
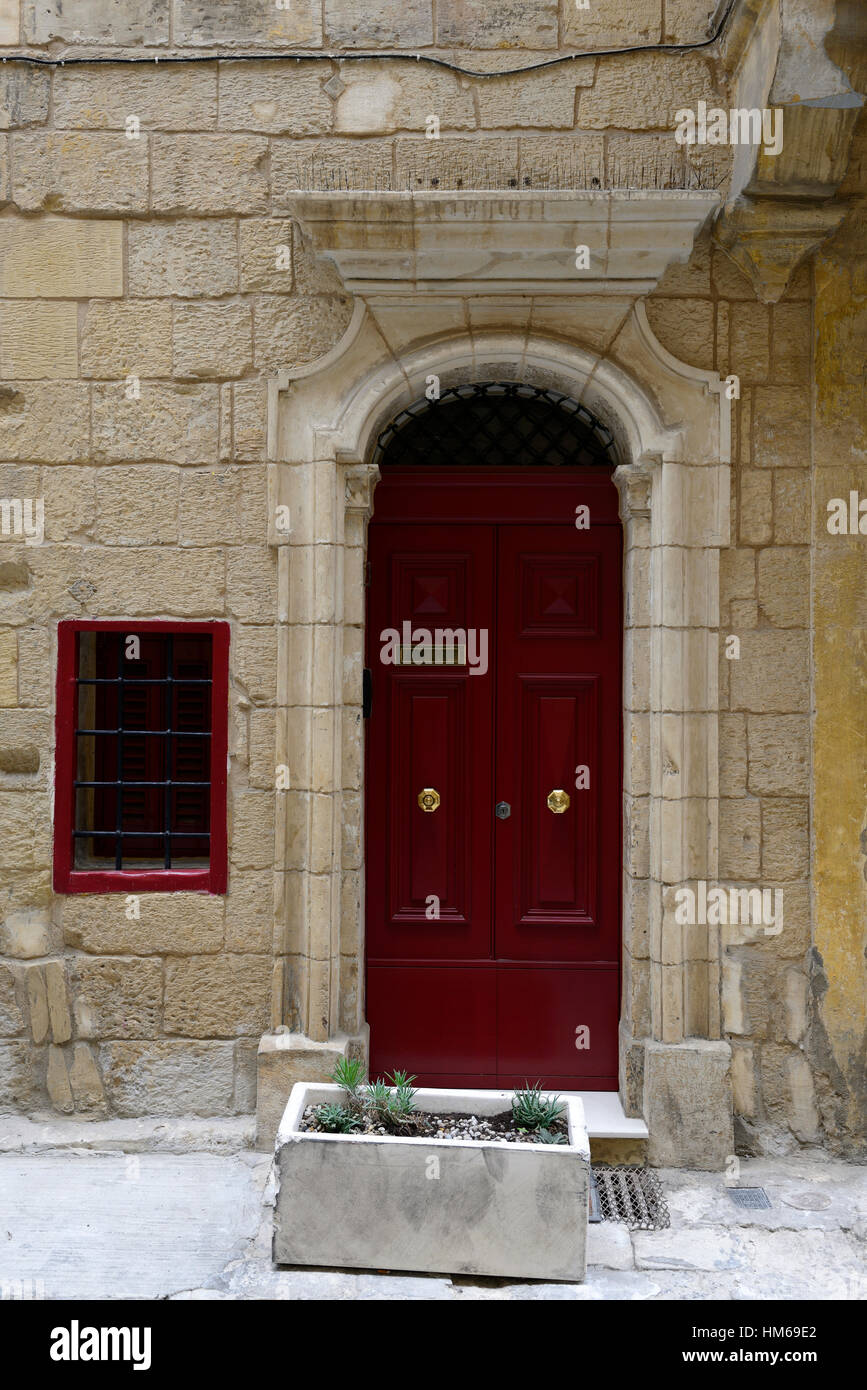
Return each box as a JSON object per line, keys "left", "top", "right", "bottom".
{"left": 373, "top": 382, "right": 619, "bottom": 471}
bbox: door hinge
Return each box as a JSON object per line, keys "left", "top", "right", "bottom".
{"left": 362, "top": 668, "right": 372, "bottom": 718}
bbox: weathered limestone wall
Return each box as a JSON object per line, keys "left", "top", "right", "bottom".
{"left": 0, "top": 9, "right": 728, "bottom": 1121}
{"left": 0, "top": 0, "right": 861, "bottom": 1159}
{"left": 811, "top": 108, "right": 867, "bottom": 1158}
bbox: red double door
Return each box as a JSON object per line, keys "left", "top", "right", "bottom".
{"left": 365, "top": 468, "right": 622, "bottom": 1089}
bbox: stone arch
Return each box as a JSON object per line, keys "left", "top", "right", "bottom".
{"left": 263, "top": 305, "right": 734, "bottom": 1166}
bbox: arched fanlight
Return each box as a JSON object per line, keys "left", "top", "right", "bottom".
{"left": 373, "top": 381, "right": 619, "bottom": 470}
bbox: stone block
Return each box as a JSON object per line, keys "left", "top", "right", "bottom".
{"left": 230, "top": 790, "right": 276, "bottom": 869}
{"left": 291, "top": 225, "right": 345, "bottom": 294}
{"left": 477, "top": 64, "right": 591, "bottom": 130}
{"left": 771, "top": 303, "right": 811, "bottom": 385}
{"left": 15, "top": 627, "right": 48, "bottom": 707}
{"left": 172, "top": 302, "right": 253, "bottom": 380}
{"left": 151, "top": 134, "right": 269, "bottom": 214}
{"left": 12, "top": 132, "right": 149, "bottom": 213}
{"left": 718, "top": 798, "right": 761, "bottom": 879}
{"left": 437, "top": 0, "right": 557, "bottom": 48}
{"left": 99, "top": 1040, "right": 236, "bottom": 1117}
{"left": 643, "top": 1039, "right": 733, "bottom": 1169}
{"left": 0, "top": 627, "right": 16, "bottom": 705}
{"left": 81, "top": 300, "right": 173, "bottom": 378}
{"left": 719, "top": 713, "right": 747, "bottom": 797}
{"left": 253, "top": 292, "right": 353, "bottom": 373}
{"left": 335, "top": 64, "right": 474, "bottom": 134}
{"left": 234, "top": 624, "right": 277, "bottom": 704}
{"left": 0, "top": 66, "right": 50, "bottom": 127}
{"left": 174, "top": 0, "right": 321, "bottom": 47}
{"left": 747, "top": 715, "right": 810, "bottom": 796}
{"left": 227, "top": 380, "right": 267, "bottom": 461}
{"left": 0, "top": 217, "right": 123, "bottom": 299}
{"left": 738, "top": 471, "right": 772, "bottom": 545}
{"left": 773, "top": 470, "right": 810, "bottom": 544}
{"left": 646, "top": 297, "right": 713, "bottom": 370}
{"left": 565, "top": 0, "right": 661, "bottom": 45}
{"left": 0, "top": 962, "right": 25, "bottom": 1035}
{"left": 248, "top": 707, "right": 277, "bottom": 789}
{"left": 728, "top": 303, "right": 770, "bottom": 383}
{"left": 271, "top": 137, "right": 393, "bottom": 197}
{"left": 39, "top": 467, "right": 94, "bottom": 544}
{"left": 92, "top": 382, "right": 219, "bottom": 464}
{"left": 179, "top": 464, "right": 265, "bottom": 546}
{"left": 225, "top": 870, "right": 274, "bottom": 953}
{"left": 239, "top": 218, "right": 295, "bottom": 293}
{"left": 44, "top": 961, "right": 71, "bottom": 1043}
{"left": 219, "top": 61, "right": 331, "bottom": 135}
{"left": 255, "top": 1031, "right": 352, "bottom": 1148}
{"left": 63, "top": 893, "right": 224, "bottom": 957}
{"left": 23, "top": 0, "right": 169, "bottom": 44}
{"left": 83, "top": 546, "right": 226, "bottom": 616}
{"left": 519, "top": 133, "right": 604, "bottom": 189}
{"left": 0, "top": 297, "right": 79, "bottom": 378}
{"left": 0, "top": 1, "right": 18, "bottom": 43}
{"left": 580, "top": 52, "right": 711, "bottom": 128}
{"left": 67, "top": 1042, "right": 106, "bottom": 1111}
{"left": 0, "top": 790, "right": 51, "bottom": 870}
{"left": 54, "top": 63, "right": 217, "bottom": 130}
{"left": 0, "top": 1041, "right": 37, "bottom": 1113}
{"left": 95, "top": 465, "right": 178, "bottom": 545}
{"left": 757, "top": 547, "right": 809, "bottom": 627}
{"left": 753, "top": 386, "right": 810, "bottom": 467}
{"left": 0, "top": 905, "right": 53, "bottom": 958}
{"left": 396, "top": 135, "right": 519, "bottom": 190}
{"left": 785, "top": 1052, "right": 821, "bottom": 1143}
{"left": 225, "top": 546, "right": 276, "bottom": 624}
{"left": 325, "top": 0, "right": 432, "bottom": 45}
{"left": 0, "top": 382, "right": 90, "bottom": 462}
{"left": 762, "top": 799, "right": 809, "bottom": 880}
{"left": 164, "top": 955, "right": 272, "bottom": 1038}
{"left": 128, "top": 220, "right": 238, "bottom": 298}
{"left": 71, "top": 957, "right": 162, "bottom": 1041}
{"left": 729, "top": 631, "right": 810, "bottom": 713}
{"left": 46, "top": 1042, "right": 73, "bottom": 1112}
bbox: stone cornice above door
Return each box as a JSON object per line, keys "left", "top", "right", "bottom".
{"left": 288, "top": 189, "right": 722, "bottom": 299}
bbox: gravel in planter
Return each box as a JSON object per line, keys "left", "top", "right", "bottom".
{"left": 299, "top": 1106, "right": 570, "bottom": 1144}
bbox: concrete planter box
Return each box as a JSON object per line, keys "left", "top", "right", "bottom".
{"left": 273, "top": 1083, "right": 590, "bottom": 1281}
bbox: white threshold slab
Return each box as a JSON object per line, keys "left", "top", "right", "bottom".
{"left": 562, "top": 1091, "right": 649, "bottom": 1140}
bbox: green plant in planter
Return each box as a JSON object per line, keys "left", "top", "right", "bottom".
{"left": 330, "top": 1056, "right": 366, "bottom": 1115}
{"left": 536, "top": 1128, "right": 568, "bottom": 1145}
{"left": 365, "top": 1070, "right": 419, "bottom": 1131}
{"left": 315, "top": 1103, "right": 362, "bottom": 1134}
{"left": 511, "top": 1082, "right": 565, "bottom": 1133}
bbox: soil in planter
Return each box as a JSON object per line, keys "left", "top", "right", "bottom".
{"left": 300, "top": 1107, "right": 570, "bottom": 1145}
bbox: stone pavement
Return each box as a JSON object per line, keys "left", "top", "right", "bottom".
{"left": 0, "top": 1120, "right": 864, "bottom": 1301}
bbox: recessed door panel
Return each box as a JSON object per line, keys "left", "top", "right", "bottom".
{"left": 518, "top": 677, "right": 597, "bottom": 924}
{"left": 497, "top": 968, "right": 620, "bottom": 1081}
{"left": 367, "top": 965, "right": 497, "bottom": 1078}
{"left": 366, "top": 525, "right": 494, "bottom": 966}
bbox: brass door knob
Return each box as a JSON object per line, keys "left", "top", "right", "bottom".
{"left": 547, "top": 788, "right": 570, "bottom": 814}
{"left": 418, "top": 788, "right": 441, "bottom": 813}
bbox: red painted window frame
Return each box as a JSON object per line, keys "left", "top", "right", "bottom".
{"left": 54, "top": 620, "right": 229, "bottom": 895}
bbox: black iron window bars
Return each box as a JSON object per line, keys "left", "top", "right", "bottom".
{"left": 73, "top": 632, "right": 212, "bottom": 871}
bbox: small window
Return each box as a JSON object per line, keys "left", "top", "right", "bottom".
{"left": 54, "top": 621, "right": 229, "bottom": 893}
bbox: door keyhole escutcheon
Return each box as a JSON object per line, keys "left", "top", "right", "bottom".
{"left": 418, "top": 788, "right": 441, "bottom": 813}
{"left": 547, "top": 788, "right": 570, "bottom": 814}
{"left": 495, "top": 801, "right": 511, "bottom": 820}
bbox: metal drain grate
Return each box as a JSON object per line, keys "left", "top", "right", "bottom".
{"left": 728, "top": 1186, "right": 771, "bottom": 1210}
{"left": 591, "top": 1165, "right": 671, "bottom": 1231}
